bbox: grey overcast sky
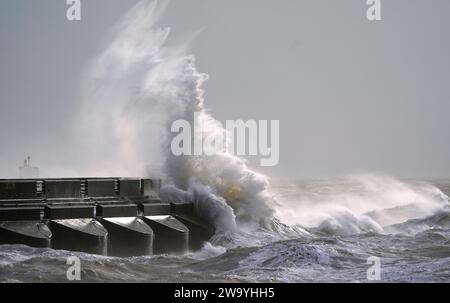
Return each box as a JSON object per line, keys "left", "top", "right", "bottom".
{"left": 0, "top": 0, "right": 449, "bottom": 179}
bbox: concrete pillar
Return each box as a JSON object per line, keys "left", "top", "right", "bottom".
{"left": 49, "top": 219, "right": 108, "bottom": 255}
{"left": 0, "top": 221, "right": 51, "bottom": 248}
{"left": 142, "top": 215, "right": 189, "bottom": 255}
{"left": 171, "top": 202, "right": 215, "bottom": 250}
{"left": 0, "top": 207, "right": 51, "bottom": 247}
{"left": 101, "top": 217, "right": 153, "bottom": 257}
{"left": 172, "top": 214, "right": 215, "bottom": 251}
{"left": 45, "top": 205, "right": 107, "bottom": 255}
{"left": 97, "top": 204, "right": 154, "bottom": 257}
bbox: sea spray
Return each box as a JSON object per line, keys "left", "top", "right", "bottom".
{"left": 73, "top": 0, "right": 275, "bottom": 232}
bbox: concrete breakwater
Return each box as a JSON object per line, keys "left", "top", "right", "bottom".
{"left": 0, "top": 178, "right": 214, "bottom": 256}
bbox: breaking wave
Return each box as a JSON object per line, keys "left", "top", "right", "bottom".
{"left": 273, "top": 175, "right": 450, "bottom": 236}
{"left": 72, "top": 1, "right": 450, "bottom": 244}
{"left": 73, "top": 0, "right": 275, "bottom": 233}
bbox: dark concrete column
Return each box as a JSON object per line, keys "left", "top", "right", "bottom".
{"left": 0, "top": 207, "right": 51, "bottom": 248}
{"left": 171, "top": 202, "right": 215, "bottom": 250}
{"left": 45, "top": 205, "right": 108, "bottom": 255}
{"left": 97, "top": 204, "right": 154, "bottom": 257}
{"left": 0, "top": 221, "right": 51, "bottom": 248}
{"left": 49, "top": 219, "right": 108, "bottom": 255}
{"left": 101, "top": 217, "right": 153, "bottom": 257}
{"left": 142, "top": 215, "right": 189, "bottom": 255}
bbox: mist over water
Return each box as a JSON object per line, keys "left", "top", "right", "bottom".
{"left": 274, "top": 175, "right": 450, "bottom": 235}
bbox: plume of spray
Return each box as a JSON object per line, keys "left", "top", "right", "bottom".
{"left": 72, "top": 0, "right": 275, "bottom": 233}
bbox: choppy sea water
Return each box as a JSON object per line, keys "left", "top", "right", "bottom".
{"left": 1, "top": 178, "right": 449, "bottom": 283}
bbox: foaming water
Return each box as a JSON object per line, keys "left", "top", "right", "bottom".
{"left": 273, "top": 175, "right": 450, "bottom": 235}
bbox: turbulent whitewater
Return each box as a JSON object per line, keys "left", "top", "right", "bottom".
{"left": 1, "top": 1, "right": 449, "bottom": 283}
{"left": 1, "top": 178, "right": 449, "bottom": 283}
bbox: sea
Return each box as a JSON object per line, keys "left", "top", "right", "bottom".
{"left": 1, "top": 177, "right": 449, "bottom": 283}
